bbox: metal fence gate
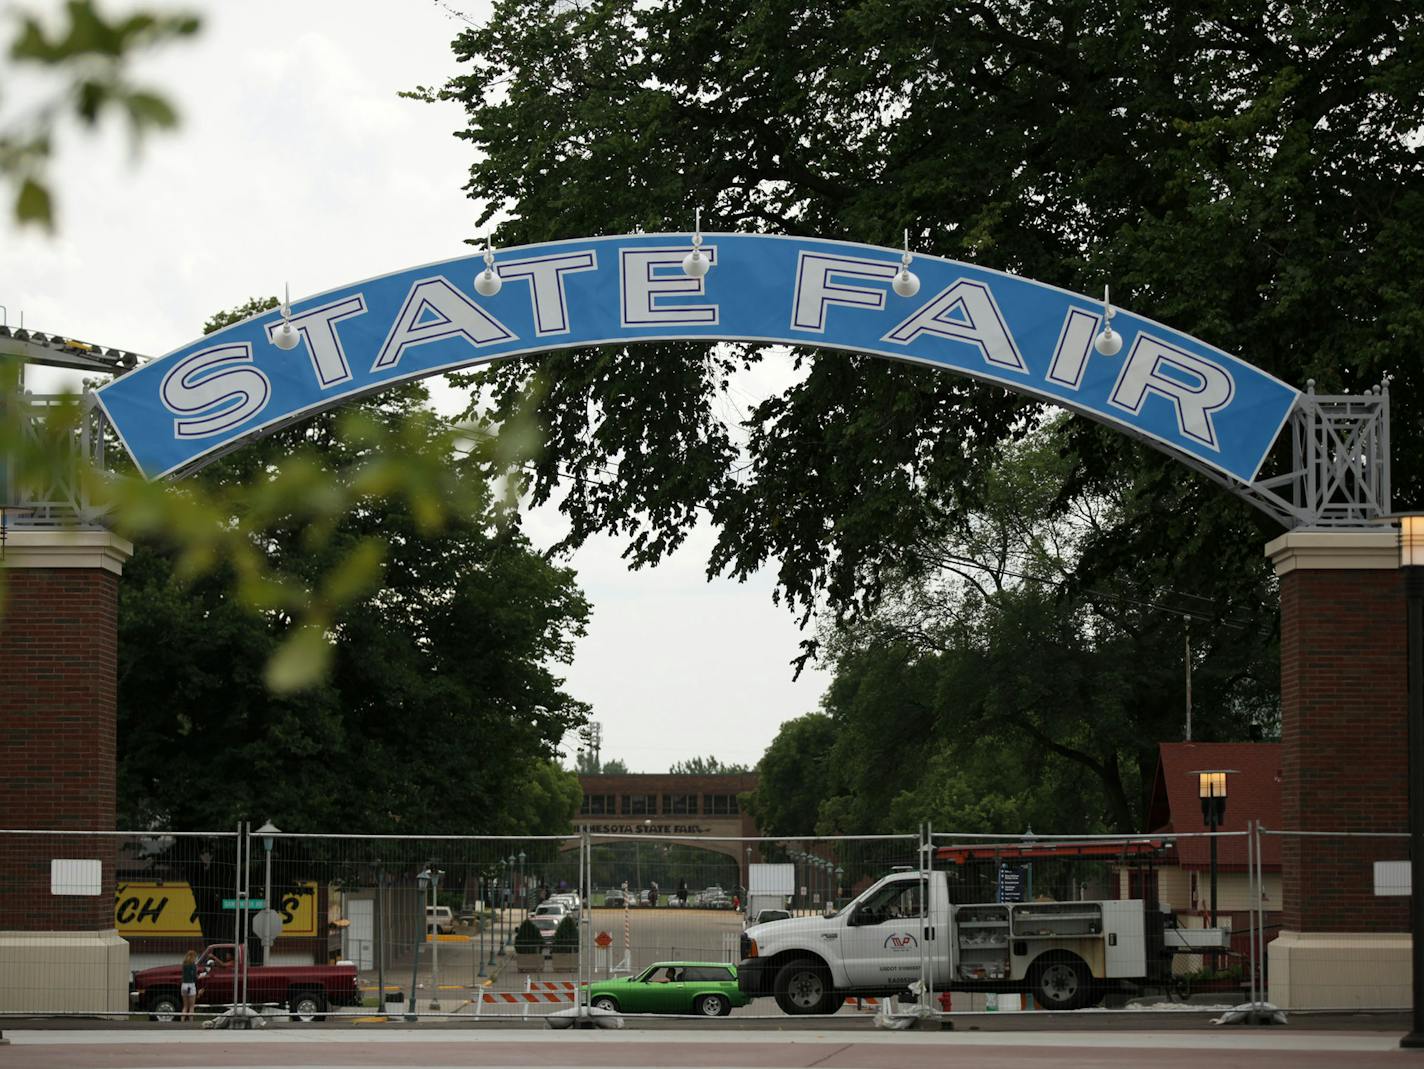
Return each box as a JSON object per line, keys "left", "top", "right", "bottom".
{"left": 0, "top": 822, "right": 1412, "bottom": 1022}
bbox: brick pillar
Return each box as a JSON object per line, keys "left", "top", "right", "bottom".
{"left": 1266, "top": 530, "right": 1411, "bottom": 1009}
{"left": 0, "top": 528, "right": 133, "bottom": 1012}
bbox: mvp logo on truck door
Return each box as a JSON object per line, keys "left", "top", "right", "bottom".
{"left": 883, "top": 932, "right": 919, "bottom": 950}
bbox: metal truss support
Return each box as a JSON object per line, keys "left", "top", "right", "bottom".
{"left": 1246, "top": 380, "right": 1391, "bottom": 529}
{"left": 2, "top": 389, "right": 111, "bottom": 529}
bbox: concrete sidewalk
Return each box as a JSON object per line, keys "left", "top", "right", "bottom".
{"left": 0, "top": 1025, "right": 1412, "bottom": 1069}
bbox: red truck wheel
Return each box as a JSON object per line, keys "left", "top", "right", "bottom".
{"left": 146, "top": 991, "right": 181, "bottom": 1023}
{"left": 289, "top": 991, "right": 327, "bottom": 1022}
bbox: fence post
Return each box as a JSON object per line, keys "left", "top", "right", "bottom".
{"left": 1246, "top": 819, "right": 1258, "bottom": 1008}
{"left": 1255, "top": 822, "right": 1267, "bottom": 1013}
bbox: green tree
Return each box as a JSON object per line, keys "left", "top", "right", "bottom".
{"left": 116, "top": 373, "right": 591, "bottom": 833}
{"left": 808, "top": 426, "right": 1276, "bottom": 833}
{"left": 439, "top": 0, "right": 1423, "bottom": 668}
{"left": 742, "top": 714, "right": 836, "bottom": 837}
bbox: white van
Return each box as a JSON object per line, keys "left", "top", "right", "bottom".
{"left": 426, "top": 905, "right": 454, "bottom": 934}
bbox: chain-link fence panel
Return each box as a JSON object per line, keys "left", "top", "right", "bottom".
{"left": 581, "top": 833, "right": 917, "bottom": 1017}
{"left": 0, "top": 828, "right": 243, "bottom": 1018}
{"left": 256, "top": 832, "right": 583, "bottom": 1019}
{"left": 926, "top": 830, "right": 1252, "bottom": 1014}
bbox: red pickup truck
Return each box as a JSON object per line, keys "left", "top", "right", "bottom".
{"left": 130, "top": 945, "right": 363, "bottom": 1022}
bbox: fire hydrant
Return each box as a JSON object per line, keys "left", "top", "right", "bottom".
{"left": 937, "top": 991, "right": 954, "bottom": 1012}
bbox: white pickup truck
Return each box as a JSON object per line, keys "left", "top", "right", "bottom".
{"left": 737, "top": 868, "right": 1226, "bottom": 1012}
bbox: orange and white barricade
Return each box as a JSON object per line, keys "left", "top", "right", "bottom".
{"left": 476, "top": 988, "right": 577, "bottom": 1018}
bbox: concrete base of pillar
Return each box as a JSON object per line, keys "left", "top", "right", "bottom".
{"left": 0, "top": 930, "right": 130, "bottom": 1014}
{"left": 1267, "top": 929, "right": 1410, "bottom": 1009}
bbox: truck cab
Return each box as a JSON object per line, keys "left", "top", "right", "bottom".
{"left": 739, "top": 871, "right": 951, "bottom": 1014}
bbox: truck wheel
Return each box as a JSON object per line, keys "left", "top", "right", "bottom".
{"left": 147, "top": 992, "right": 180, "bottom": 1023}
{"left": 773, "top": 959, "right": 838, "bottom": 1015}
{"left": 1031, "top": 953, "right": 1089, "bottom": 1011}
{"left": 289, "top": 991, "right": 327, "bottom": 1022}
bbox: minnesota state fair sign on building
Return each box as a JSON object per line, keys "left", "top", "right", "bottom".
{"left": 96, "top": 234, "right": 1297, "bottom": 485}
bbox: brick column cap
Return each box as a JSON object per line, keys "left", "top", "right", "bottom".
{"left": 0, "top": 529, "right": 134, "bottom": 575}
{"left": 1265, "top": 529, "right": 1398, "bottom": 577}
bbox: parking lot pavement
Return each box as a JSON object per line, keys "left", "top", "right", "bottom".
{"left": 0, "top": 1025, "right": 1411, "bottom": 1069}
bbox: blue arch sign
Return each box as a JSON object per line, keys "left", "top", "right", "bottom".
{"left": 96, "top": 234, "right": 1298, "bottom": 482}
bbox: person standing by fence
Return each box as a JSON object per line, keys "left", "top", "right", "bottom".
{"left": 180, "top": 949, "right": 198, "bottom": 1021}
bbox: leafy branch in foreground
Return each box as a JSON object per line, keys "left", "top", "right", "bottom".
{"left": 2, "top": 0, "right": 199, "bottom": 229}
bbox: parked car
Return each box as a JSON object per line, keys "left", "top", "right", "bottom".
{"left": 602, "top": 888, "right": 628, "bottom": 908}
{"left": 752, "top": 908, "right": 792, "bottom": 925}
{"left": 585, "top": 962, "right": 749, "bottom": 1016}
{"left": 533, "top": 901, "right": 571, "bottom": 920}
{"left": 130, "top": 944, "right": 362, "bottom": 1023}
{"left": 426, "top": 905, "right": 455, "bottom": 933}
{"left": 531, "top": 916, "right": 560, "bottom": 941}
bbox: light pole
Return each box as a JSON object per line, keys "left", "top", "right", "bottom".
{"left": 505, "top": 855, "right": 516, "bottom": 944}
{"left": 834, "top": 866, "right": 844, "bottom": 908}
{"left": 1389, "top": 514, "right": 1424, "bottom": 1048}
{"left": 493, "top": 861, "right": 506, "bottom": 959}
{"left": 1195, "top": 770, "right": 1231, "bottom": 960}
{"left": 406, "top": 867, "right": 431, "bottom": 1021}
{"left": 428, "top": 867, "right": 443, "bottom": 1012}
{"left": 477, "top": 871, "right": 489, "bottom": 978}
{"left": 255, "top": 821, "right": 280, "bottom": 961}
{"left": 518, "top": 850, "right": 527, "bottom": 918}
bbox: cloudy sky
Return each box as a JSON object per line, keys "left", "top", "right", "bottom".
{"left": 5, "top": 0, "right": 830, "bottom": 771}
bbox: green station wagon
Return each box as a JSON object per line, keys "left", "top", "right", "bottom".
{"left": 586, "top": 962, "right": 748, "bottom": 1016}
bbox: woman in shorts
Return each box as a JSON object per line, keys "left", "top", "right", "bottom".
{"left": 180, "top": 949, "right": 199, "bottom": 1020}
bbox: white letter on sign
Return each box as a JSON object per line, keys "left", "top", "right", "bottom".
{"left": 882, "top": 280, "right": 1027, "bottom": 373}
{"left": 496, "top": 251, "right": 597, "bottom": 336}
{"left": 790, "top": 253, "right": 897, "bottom": 333}
{"left": 1045, "top": 308, "right": 1101, "bottom": 391}
{"left": 266, "top": 295, "right": 367, "bottom": 389}
{"left": 372, "top": 278, "right": 516, "bottom": 372}
{"left": 620, "top": 247, "right": 718, "bottom": 327}
{"left": 160, "top": 343, "right": 270, "bottom": 439}
{"left": 1109, "top": 334, "right": 1235, "bottom": 449}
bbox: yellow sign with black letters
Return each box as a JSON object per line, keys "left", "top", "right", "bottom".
{"left": 114, "top": 881, "right": 317, "bottom": 937}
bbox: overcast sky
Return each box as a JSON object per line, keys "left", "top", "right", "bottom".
{"left": 5, "top": 0, "right": 830, "bottom": 771}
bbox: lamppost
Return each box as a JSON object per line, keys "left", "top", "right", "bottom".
{"left": 1388, "top": 514, "right": 1424, "bottom": 1048}
{"left": 492, "top": 862, "right": 505, "bottom": 961}
{"left": 255, "top": 821, "right": 280, "bottom": 960}
{"left": 427, "top": 867, "right": 443, "bottom": 1013}
{"left": 406, "top": 867, "right": 431, "bottom": 1021}
{"left": 518, "top": 850, "right": 527, "bottom": 917}
{"left": 834, "top": 866, "right": 844, "bottom": 908}
{"left": 1195, "top": 770, "right": 1231, "bottom": 938}
{"left": 477, "top": 871, "right": 488, "bottom": 979}
{"left": 505, "top": 855, "right": 516, "bottom": 943}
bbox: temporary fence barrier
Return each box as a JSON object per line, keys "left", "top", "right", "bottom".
{"left": 0, "top": 822, "right": 1416, "bottom": 1022}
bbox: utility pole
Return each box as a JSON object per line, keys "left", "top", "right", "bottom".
{"left": 1184, "top": 621, "right": 1193, "bottom": 742}
{"left": 579, "top": 722, "right": 603, "bottom": 772}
